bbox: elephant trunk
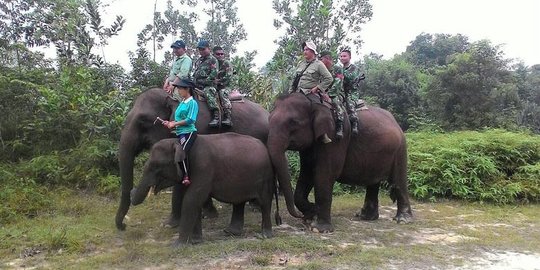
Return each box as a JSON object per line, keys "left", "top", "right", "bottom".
{"left": 268, "top": 134, "right": 303, "bottom": 218}
{"left": 130, "top": 185, "right": 151, "bottom": 206}
{"left": 115, "top": 132, "right": 138, "bottom": 230}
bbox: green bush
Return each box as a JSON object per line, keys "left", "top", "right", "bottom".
{"left": 0, "top": 164, "right": 51, "bottom": 224}
{"left": 407, "top": 129, "right": 540, "bottom": 203}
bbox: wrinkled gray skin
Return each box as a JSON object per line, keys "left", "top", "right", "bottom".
{"left": 268, "top": 93, "right": 413, "bottom": 233}
{"left": 131, "top": 133, "right": 286, "bottom": 246}
{"left": 115, "top": 87, "right": 280, "bottom": 231}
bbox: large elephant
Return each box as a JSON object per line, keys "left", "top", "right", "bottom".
{"left": 130, "top": 134, "right": 283, "bottom": 246}
{"left": 268, "top": 93, "right": 413, "bottom": 232}
{"left": 115, "top": 87, "right": 283, "bottom": 231}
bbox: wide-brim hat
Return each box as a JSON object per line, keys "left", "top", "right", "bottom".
{"left": 172, "top": 78, "right": 195, "bottom": 88}
{"left": 302, "top": 41, "right": 318, "bottom": 54}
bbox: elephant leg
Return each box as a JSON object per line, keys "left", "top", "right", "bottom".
{"left": 294, "top": 151, "right": 317, "bottom": 220}
{"left": 224, "top": 203, "right": 245, "bottom": 236}
{"left": 202, "top": 197, "right": 219, "bottom": 219}
{"left": 310, "top": 173, "right": 335, "bottom": 233}
{"left": 175, "top": 188, "right": 209, "bottom": 246}
{"left": 191, "top": 211, "right": 203, "bottom": 244}
{"left": 259, "top": 196, "right": 273, "bottom": 238}
{"left": 391, "top": 184, "right": 413, "bottom": 224}
{"left": 165, "top": 184, "right": 183, "bottom": 228}
{"left": 355, "top": 183, "right": 380, "bottom": 221}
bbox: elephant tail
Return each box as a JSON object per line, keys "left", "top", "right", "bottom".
{"left": 274, "top": 178, "right": 282, "bottom": 226}
{"left": 389, "top": 136, "right": 408, "bottom": 204}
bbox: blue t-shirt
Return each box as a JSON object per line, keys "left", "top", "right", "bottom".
{"left": 174, "top": 96, "right": 198, "bottom": 135}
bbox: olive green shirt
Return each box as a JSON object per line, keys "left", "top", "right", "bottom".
{"left": 167, "top": 54, "right": 192, "bottom": 82}
{"left": 295, "top": 59, "right": 333, "bottom": 95}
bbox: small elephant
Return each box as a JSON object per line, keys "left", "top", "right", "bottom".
{"left": 130, "top": 133, "right": 278, "bottom": 246}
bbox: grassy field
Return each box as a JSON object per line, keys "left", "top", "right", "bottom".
{"left": 1, "top": 189, "right": 539, "bottom": 269}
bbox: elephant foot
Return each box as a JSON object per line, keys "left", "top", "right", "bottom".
{"left": 172, "top": 239, "right": 189, "bottom": 248}
{"left": 172, "top": 236, "right": 202, "bottom": 248}
{"left": 393, "top": 211, "right": 413, "bottom": 224}
{"left": 261, "top": 229, "right": 273, "bottom": 239}
{"left": 309, "top": 220, "right": 334, "bottom": 233}
{"left": 116, "top": 222, "right": 126, "bottom": 231}
{"left": 354, "top": 207, "right": 379, "bottom": 221}
{"left": 224, "top": 226, "right": 243, "bottom": 236}
{"left": 163, "top": 215, "right": 181, "bottom": 228}
{"left": 191, "top": 235, "right": 203, "bottom": 244}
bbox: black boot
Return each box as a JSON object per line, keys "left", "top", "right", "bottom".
{"left": 335, "top": 121, "right": 343, "bottom": 140}
{"left": 351, "top": 120, "right": 359, "bottom": 135}
{"left": 221, "top": 109, "right": 233, "bottom": 127}
{"left": 208, "top": 110, "right": 220, "bottom": 127}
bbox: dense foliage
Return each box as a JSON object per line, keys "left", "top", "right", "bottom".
{"left": 407, "top": 130, "right": 540, "bottom": 203}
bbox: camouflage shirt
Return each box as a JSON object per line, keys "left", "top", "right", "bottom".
{"left": 193, "top": 55, "right": 219, "bottom": 88}
{"left": 342, "top": 63, "right": 362, "bottom": 96}
{"left": 216, "top": 59, "right": 233, "bottom": 89}
{"left": 326, "top": 64, "right": 344, "bottom": 98}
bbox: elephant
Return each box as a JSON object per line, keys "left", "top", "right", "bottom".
{"left": 115, "top": 87, "right": 278, "bottom": 231}
{"left": 267, "top": 92, "right": 413, "bottom": 233}
{"left": 130, "top": 133, "right": 285, "bottom": 246}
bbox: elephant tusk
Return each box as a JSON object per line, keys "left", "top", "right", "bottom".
{"left": 320, "top": 133, "right": 332, "bottom": 144}
{"left": 147, "top": 186, "right": 155, "bottom": 198}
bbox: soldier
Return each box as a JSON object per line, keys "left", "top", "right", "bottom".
{"left": 212, "top": 46, "right": 233, "bottom": 127}
{"left": 192, "top": 40, "right": 221, "bottom": 128}
{"left": 319, "top": 50, "right": 345, "bottom": 139}
{"left": 339, "top": 49, "right": 362, "bottom": 134}
{"left": 163, "top": 40, "right": 192, "bottom": 101}
{"left": 291, "top": 41, "right": 333, "bottom": 95}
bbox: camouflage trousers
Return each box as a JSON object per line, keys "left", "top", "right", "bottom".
{"left": 342, "top": 92, "right": 358, "bottom": 123}
{"left": 205, "top": 86, "right": 232, "bottom": 112}
{"left": 330, "top": 96, "right": 345, "bottom": 123}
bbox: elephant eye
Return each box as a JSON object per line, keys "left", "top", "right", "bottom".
{"left": 288, "top": 118, "right": 299, "bottom": 126}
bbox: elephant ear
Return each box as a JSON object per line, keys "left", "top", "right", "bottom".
{"left": 312, "top": 105, "right": 335, "bottom": 142}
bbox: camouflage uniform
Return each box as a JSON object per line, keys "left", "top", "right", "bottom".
{"left": 326, "top": 64, "right": 345, "bottom": 123}
{"left": 342, "top": 63, "right": 361, "bottom": 132}
{"left": 216, "top": 58, "right": 233, "bottom": 113}
{"left": 193, "top": 54, "right": 220, "bottom": 113}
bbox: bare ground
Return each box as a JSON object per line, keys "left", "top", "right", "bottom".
{"left": 1, "top": 193, "right": 539, "bottom": 269}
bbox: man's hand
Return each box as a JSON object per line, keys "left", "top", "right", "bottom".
{"left": 163, "top": 121, "right": 176, "bottom": 129}
{"left": 310, "top": 87, "right": 320, "bottom": 94}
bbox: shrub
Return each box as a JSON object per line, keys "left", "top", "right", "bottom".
{"left": 407, "top": 129, "right": 540, "bottom": 203}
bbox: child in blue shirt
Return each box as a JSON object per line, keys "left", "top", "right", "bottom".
{"left": 163, "top": 78, "right": 198, "bottom": 185}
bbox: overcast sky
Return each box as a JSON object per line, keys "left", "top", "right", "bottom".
{"left": 102, "top": 0, "right": 540, "bottom": 69}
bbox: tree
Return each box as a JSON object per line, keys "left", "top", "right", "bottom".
{"left": 515, "top": 63, "right": 540, "bottom": 132}
{"left": 0, "top": 0, "right": 124, "bottom": 67}
{"left": 405, "top": 33, "right": 469, "bottom": 69}
{"left": 424, "top": 40, "right": 519, "bottom": 130}
{"left": 362, "top": 55, "right": 421, "bottom": 130}
{"left": 268, "top": 0, "right": 373, "bottom": 73}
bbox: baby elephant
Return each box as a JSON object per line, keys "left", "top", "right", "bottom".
{"left": 131, "top": 133, "right": 277, "bottom": 246}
